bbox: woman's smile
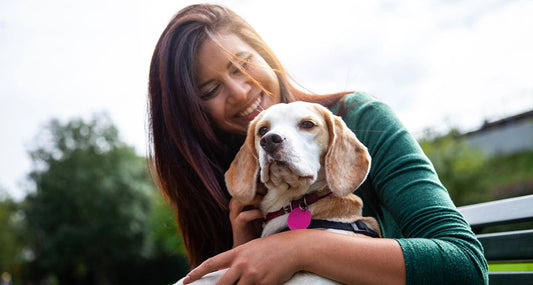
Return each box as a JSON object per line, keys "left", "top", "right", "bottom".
{"left": 237, "top": 95, "right": 262, "bottom": 118}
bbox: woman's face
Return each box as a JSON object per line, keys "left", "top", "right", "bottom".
{"left": 195, "top": 33, "right": 281, "bottom": 135}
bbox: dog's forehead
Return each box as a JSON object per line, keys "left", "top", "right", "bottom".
{"left": 260, "top": 102, "right": 320, "bottom": 124}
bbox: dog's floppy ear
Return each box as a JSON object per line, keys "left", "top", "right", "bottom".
{"left": 323, "top": 108, "right": 371, "bottom": 197}
{"left": 224, "top": 120, "right": 260, "bottom": 203}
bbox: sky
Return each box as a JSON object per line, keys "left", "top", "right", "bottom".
{"left": 1, "top": 0, "right": 532, "bottom": 200}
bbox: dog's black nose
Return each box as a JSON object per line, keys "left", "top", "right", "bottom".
{"left": 260, "top": 133, "right": 285, "bottom": 153}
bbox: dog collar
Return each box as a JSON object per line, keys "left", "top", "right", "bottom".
{"left": 278, "top": 220, "right": 380, "bottom": 238}
{"left": 265, "top": 192, "right": 334, "bottom": 222}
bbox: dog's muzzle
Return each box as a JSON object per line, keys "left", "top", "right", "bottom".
{"left": 260, "top": 133, "right": 286, "bottom": 154}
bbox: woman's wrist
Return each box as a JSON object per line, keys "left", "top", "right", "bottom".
{"left": 279, "top": 229, "right": 405, "bottom": 285}
{"left": 279, "top": 229, "right": 324, "bottom": 273}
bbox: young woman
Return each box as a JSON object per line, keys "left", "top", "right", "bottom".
{"left": 148, "top": 4, "right": 488, "bottom": 284}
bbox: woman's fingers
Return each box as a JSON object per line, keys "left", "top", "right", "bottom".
{"left": 184, "top": 232, "right": 305, "bottom": 285}
{"left": 229, "top": 196, "right": 264, "bottom": 226}
{"left": 229, "top": 196, "right": 264, "bottom": 247}
{"left": 185, "top": 195, "right": 268, "bottom": 284}
{"left": 233, "top": 207, "right": 263, "bottom": 224}
{"left": 183, "top": 253, "right": 231, "bottom": 284}
{"left": 216, "top": 267, "right": 241, "bottom": 285}
{"left": 229, "top": 195, "right": 262, "bottom": 214}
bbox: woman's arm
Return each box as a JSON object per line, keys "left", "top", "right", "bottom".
{"left": 184, "top": 229, "right": 405, "bottom": 285}
{"left": 337, "top": 92, "right": 488, "bottom": 284}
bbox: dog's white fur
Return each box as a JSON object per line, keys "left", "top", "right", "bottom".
{"left": 175, "top": 102, "right": 380, "bottom": 285}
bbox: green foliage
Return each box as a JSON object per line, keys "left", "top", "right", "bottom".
{"left": 420, "top": 129, "right": 533, "bottom": 206}
{"left": 419, "top": 129, "right": 490, "bottom": 206}
{"left": 0, "top": 190, "right": 25, "bottom": 277}
{"left": 146, "top": 194, "right": 186, "bottom": 257}
{"left": 482, "top": 150, "right": 533, "bottom": 199}
{"left": 21, "top": 113, "right": 185, "bottom": 284}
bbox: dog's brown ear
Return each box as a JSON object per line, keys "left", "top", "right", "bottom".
{"left": 224, "top": 120, "right": 260, "bottom": 203}
{"left": 323, "top": 109, "right": 371, "bottom": 197}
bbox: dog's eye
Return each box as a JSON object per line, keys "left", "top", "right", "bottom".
{"left": 258, "top": 126, "right": 269, "bottom": 137}
{"left": 300, "top": 120, "right": 316, "bottom": 129}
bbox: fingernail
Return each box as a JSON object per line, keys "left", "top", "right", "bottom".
{"left": 183, "top": 275, "right": 190, "bottom": 284}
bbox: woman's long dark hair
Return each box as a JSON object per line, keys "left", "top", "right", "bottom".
{"left": 148, "top": 4, "right": 348, "bottom": 267}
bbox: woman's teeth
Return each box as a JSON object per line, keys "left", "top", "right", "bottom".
{"left": 238, "top": 97, "right": 261, "bottom": 117}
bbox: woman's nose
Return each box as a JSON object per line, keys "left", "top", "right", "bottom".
{"left": 226, "top": 77, "right": 250, "bottom": 103}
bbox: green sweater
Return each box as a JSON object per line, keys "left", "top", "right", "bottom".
{"left": 330, "top": 92, "right": 488, "bottom": 284}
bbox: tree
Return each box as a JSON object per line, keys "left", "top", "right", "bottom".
{"left": 147, "top": 193, "right": 186, "bottom": 257}
{"left": 419, "top": 129, "right": 490, "bottom": 206}
{"left": 23, "top": 113, "right": 154, "bottom": 284}
{"left": 0, "top": 189, "right": 25, "bottom": 279}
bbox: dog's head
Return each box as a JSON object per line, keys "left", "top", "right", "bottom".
{"left": 225, "top": 102, "right": 371, "bottom": 204}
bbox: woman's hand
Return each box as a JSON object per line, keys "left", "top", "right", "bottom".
{"left": 229, "top": 195, "right": 264, "bottom": 247}
{"left": 183, "top": 229, "right": 406, "bottom": 285}
{"left": 183, "top": 231, "right": 302, "bottom": 285}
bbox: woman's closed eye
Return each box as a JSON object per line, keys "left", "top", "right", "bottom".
{"left": 200, "top": 83, "right": 220, "bottom": 100}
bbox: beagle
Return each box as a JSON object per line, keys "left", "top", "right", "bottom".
{"left": 176, "top": 102, "right": 380, "bottom": 285}
{"left": 226, "top": 101, "right": 380, "bottom": 239}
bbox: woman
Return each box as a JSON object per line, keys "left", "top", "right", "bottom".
{"left": 148, "top": 4, "right": 488, "bottom": 284}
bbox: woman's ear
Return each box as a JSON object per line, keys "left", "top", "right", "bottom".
{"left": 224, "top": 121, "right": 260, "bottom": 203}
{"left": 324, "top": 110, "right": 371, "bottom": 197}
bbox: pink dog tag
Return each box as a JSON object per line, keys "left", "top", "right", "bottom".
{"left": 287, "top": 208, "right": 312, "bottom": 230}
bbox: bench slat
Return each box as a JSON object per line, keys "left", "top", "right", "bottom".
{"left": 489, "top": 271, "right": 533, "bottom": 285}
{"left": 458, "top": 195, "right": 533, "bottom": 283}
{"left": 478, "top": 229, "right": 533, "bottom": 261}
{"left": 458, "top": 194, "right": 533, "bottom": 228}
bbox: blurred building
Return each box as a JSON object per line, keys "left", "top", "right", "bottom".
{"left": 461, "top": 109, "right": 533, "bottom": 156}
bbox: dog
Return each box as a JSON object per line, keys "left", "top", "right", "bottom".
{"left": 176, "top": 101, "right": 380, "bottom": 285}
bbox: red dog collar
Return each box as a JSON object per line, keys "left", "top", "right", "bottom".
{"left": 265, "top": 192, "right": 334, "bottom": 222}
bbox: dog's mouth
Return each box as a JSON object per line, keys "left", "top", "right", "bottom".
{"left": 261, "top": 160, "right": 316, "bottom": 187}
{"left": 297, "top": 175, "right": 316, "bottom": 186}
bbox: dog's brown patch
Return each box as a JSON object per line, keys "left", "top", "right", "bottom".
{"left": 311, "top": 194, "right": 363, "bottom": 220}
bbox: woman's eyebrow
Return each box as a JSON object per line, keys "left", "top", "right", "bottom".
{"left": 226, "top": 51, "right": 250, "bottom": 69}
{"left": 199, "top": 52, "right": 251, "bottom": 88}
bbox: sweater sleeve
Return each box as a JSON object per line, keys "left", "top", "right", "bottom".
{"left": 333, "top": 93, "right": 488, "bottom": 284}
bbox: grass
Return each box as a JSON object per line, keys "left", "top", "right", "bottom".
{"left": 489, "top": 262, "right": 533, "bottom": 272}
